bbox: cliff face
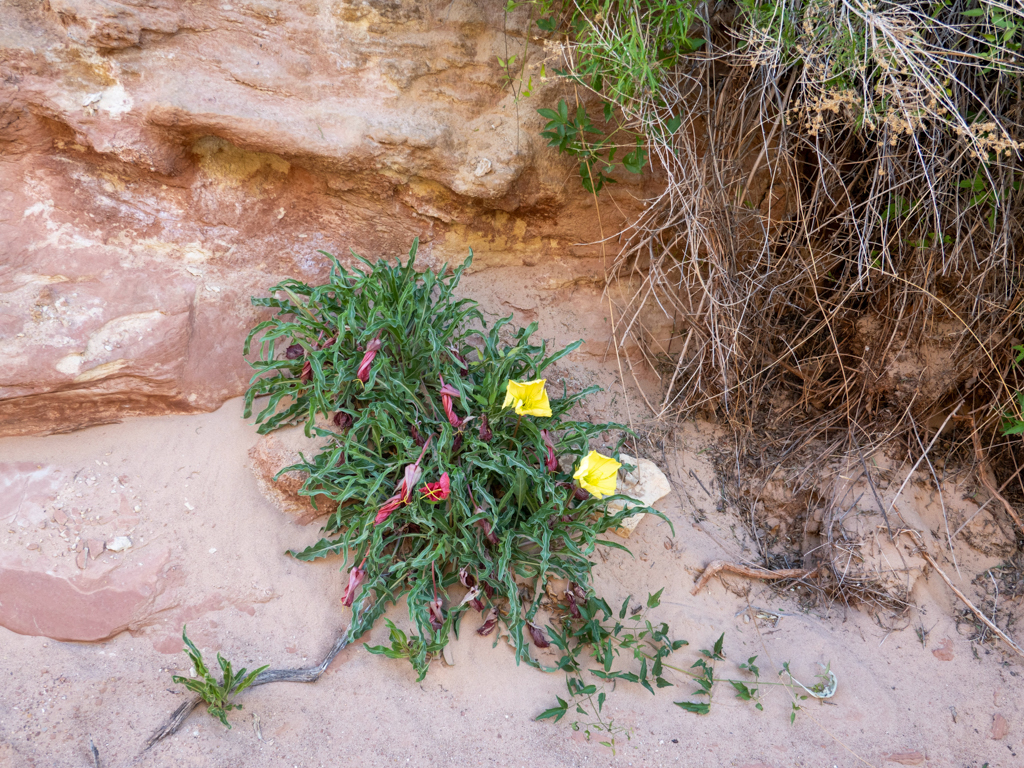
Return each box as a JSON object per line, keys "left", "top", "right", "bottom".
{"left": 0, "top": 0, "right": 645, "bottom": 436}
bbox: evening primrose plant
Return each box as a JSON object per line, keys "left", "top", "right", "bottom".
{"left": 243, "top": 240, "right": 668, "bottom": 678}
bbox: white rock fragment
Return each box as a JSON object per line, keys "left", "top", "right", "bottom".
{"left": 473, "top": 158, "right": 493, "bottom": 177}
{"left": 106, "top": 536, "right": 132, "bottom": 552}
{"left": 607, "top": 454, "right": 671, "bottom": 537}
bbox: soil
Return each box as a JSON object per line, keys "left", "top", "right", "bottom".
{"left": 2, "top": 282, "right": 1023, "bottom": 768}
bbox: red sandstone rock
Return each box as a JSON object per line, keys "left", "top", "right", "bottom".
{"left": 0, "top": 461, "right": 174, "bottom": 641}
{"left": 248, "top": 428, "right": 337, "bottom": 525}
{"left": 0, "top": 0, "right": 652, "bottom": 437}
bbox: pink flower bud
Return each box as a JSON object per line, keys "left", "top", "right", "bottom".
{"left": 356, "top": 334, "right": 382, "bottom": 383}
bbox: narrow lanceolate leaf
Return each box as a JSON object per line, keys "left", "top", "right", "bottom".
{"left": 675, "top": 701, "right": 711, "bottom": 715}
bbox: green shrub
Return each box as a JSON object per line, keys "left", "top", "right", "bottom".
{"left": 243, "top": 240, "right": 664, "bottom": 677}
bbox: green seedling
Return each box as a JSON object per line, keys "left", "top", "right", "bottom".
{"left": 171, "top": 627, "right": 268, "bottom": 729}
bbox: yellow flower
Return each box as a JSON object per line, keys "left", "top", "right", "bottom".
{"left": 502, "top": 379, "right": 552, "bottom": 418}
{"left": 573, "top": 450, "right": 621, "bottom": 499}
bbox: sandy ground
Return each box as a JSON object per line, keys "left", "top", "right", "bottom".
{"left": 1, "top": 272, "right": 1022, "bottom": 768}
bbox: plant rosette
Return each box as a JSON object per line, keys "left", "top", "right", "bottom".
{"left": 244, "top": 239, "right": 668, "bottom": 677}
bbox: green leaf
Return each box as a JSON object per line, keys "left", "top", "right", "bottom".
{"left": 537, "top": 697, "right": 569, "bottom": 722}
{"left": 675, "top": 701, "right": 711, "bottom": 715}
{"left": 646, "top": 588, "right": 664, "bottom": 609}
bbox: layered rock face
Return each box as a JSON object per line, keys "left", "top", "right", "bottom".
{"left": 0, "top": 0, "right": 646, "bottom": 437}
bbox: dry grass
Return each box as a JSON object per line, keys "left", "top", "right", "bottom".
{"left": 545, "top": 0, "right": 1024, "bottom": 607}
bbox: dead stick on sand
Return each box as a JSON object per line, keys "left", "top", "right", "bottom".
{"left": 919, "top": 551, "right": 1024, "bottom": 658}
{"left": 144, "top": 633, "right": 350, "bottom": 751}
{"left": 691, "top": 560, "right": 814, "bottom": 596}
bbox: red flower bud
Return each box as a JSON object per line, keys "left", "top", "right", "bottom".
{"left": 475, "top": 515, "right": 498, "bottom": 545}
{"left": 301, "top": 359, "right": 313, "bottom": 383}
{"left": 342, "top": 565, "right": 367, "bottom": 607}
{"left": 541, "top": 429, "right": 559, "bottom": 472}
{"left": 428, "top": 597, "right": 444, "bottom": 631}
{"left": 374, "top": 461, "right": 424, "bottom": 525}
{"left": 438, "top": 376, "right": 464, "bottom": 429}
{"left": 478, "top": 414, "right": 492, "bottom": 442}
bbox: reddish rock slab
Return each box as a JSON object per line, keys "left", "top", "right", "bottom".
{"left": 0, "top": 0, "right": 651, "bottom": 438}
{"left": 0, "top": 547, "right": 171, "bottom": 642}
{"left": 0, "top": 461, "right": 174, "bottom": 641}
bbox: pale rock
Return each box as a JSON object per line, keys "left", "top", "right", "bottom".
{"left": 106, "top": 536, "right": 132, "bottom": 552}
{"left": 607, "top": 454, "right": 671, "bottom": 537}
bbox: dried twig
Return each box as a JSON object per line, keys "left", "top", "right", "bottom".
{"left": 919, "top": 551, "right": 1024, "bottom": 658}
{"left": 144, "top": 632, "right": 350, "bottom": 751}
{"left": 970, "top": 421, "right": 1024, "bottom": 538}
{"left": 691, "top": 560, "right": 815, "bottom": 595}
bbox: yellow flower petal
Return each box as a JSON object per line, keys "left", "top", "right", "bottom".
{"left": 573, "top": 450, "right": 621, "bottom": 499}
{"left": 502, "top": 379, "right": 552, "bottom": 418}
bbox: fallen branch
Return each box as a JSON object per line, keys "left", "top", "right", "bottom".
{"left": 920, "top": 551, "right": 1024, "bottom": 658}
{"left": 691, "top": 560, "right": 815, "bottom": 596}
{"left": 144, "top": 632, "right": 350, "bottom": 751}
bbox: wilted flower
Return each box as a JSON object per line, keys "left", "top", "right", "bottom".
{"left": 540, "top": 429, "right": 559, "bottom": 472}
{"left": 478, "top": 414, "right": 492, "bottom": 442}
{"left": 477, "top": 608, "right": 499, "bottom": 636}
{"left": 428, "top": 596, "right": 444, "bottom": 631}
{"left": 356, "top": 333, "right": 382, "bottom": 384}
{"left": 374, "top": 459, "right": 425, "bottom": 525}
{"left": 301, "top": 359, "right": 313, "bottom": 383}
{"left": 502, "top": 379, "right": 552, "bottom": 418}
{"left": 333, "top": 411, "right": 353, "bottom": 430}
{"left": 566, "top": 582, "right": 587, "bottom": 618}
{"left": 449, "top": 348, "right": 471, "bottom": 378}
{"left": 420, "top": 471, "right": 451, "bottom": 502}
{"left": 341, "top": 564, "right": 367, "bottom": 607}
{"left": 527, "top": 623, "right": 550, "bottom": 649}
{"left": 573, "top": 450, "right": 621, "bottom": 499}
{"left": 475, "top": 515, "right": 498, "bottom": 545}
{"left": 285, "top": 343, "right": 304, "bottom": 360}
{"left": 410, "top": 424, "right": 427, "bottom": 447}
{"left": 438, "top": 377, "right": 464, "bottom": 429}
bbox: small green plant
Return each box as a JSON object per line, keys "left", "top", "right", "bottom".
{"left": 537, "top": 98, "right": 647, "bottom": 193}
{"left": 171, "top": 627, "right": 267, "bottom": 729}
{"left": 1001, "top": 344, "right": 1024, "bottom": 436}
